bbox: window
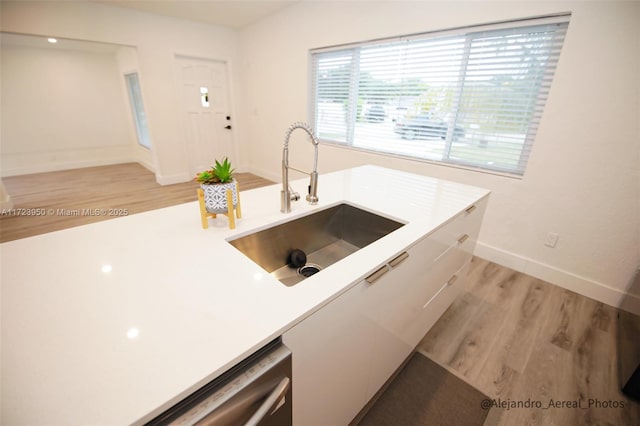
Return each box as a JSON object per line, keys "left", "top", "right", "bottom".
{"left": 200, "top": 87, "right": 210, "bottom": 107}
{"left": 125, "top": 73, "right": 152, "bottom": 149}
{"left": 310, "top": 15, "right": 569, "bottom": 175}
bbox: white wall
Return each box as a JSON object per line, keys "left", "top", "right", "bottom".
{"left": 239, "top": 1, "right": 640, "bottom": 312}
{"left": 0, "top": 43, "right": 134, "bottom": 175}
{"left": 1, "top": 0, "right": 245, "bottom": 183}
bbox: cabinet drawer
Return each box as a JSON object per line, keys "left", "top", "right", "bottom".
{"left": 417, "top": 261, "right": 470, "bottom": 334}
{"left": 415, "top": 200, "right": 484, "bottom": 304}
{"left": 422, "top": 199, "right": 485, "bottom": 265}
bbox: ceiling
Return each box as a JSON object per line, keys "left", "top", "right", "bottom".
{"left": 0, "top": 32, "right": 128, "bottom": 53}
{"left": 1, "top": 1, "right": 299, "bottom": 53}
{"left": 96, "top": 0, "right": 299, "bottom": 29}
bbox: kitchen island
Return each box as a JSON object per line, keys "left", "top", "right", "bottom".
{"left": 0, "top": 165, "right": 490, "bottom": 425}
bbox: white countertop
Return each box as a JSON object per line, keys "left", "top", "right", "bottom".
{"left": 0, "top": 165, "right": 490, "bottom": 425}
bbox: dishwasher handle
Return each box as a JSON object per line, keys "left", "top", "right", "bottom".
{"left": 245, "top": 377, "right": 290, "bottom": 426}
{"left": 195, "top": 375, "right": 291, "bottom": 426}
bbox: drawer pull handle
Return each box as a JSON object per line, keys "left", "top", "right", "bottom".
{"left": 447, "top": 274, "right": 458, "bottom": 286}
{"left": 465, "top": 205, "right": 477, "bottom": 214}
{"left": 458, "top": 234, "right": 469, "bottom": 244}
{"left": 366, "top": 265, "right": 390, "bottom": 284}
{"left": 389, "top": 252, "right": 409, "bottom": 268}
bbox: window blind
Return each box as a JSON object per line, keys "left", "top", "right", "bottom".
{"left": 310, "top": 16, "right": 569, "bottom": 175}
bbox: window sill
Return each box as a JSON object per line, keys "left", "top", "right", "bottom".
{"left": 319, "top": 140, "right": 524, "bottom": 180}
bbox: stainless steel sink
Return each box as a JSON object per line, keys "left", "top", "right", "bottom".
{"left": 228, "top": 203, "right": 404, "bottom": 286}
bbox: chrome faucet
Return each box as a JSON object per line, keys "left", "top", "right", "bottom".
{"left": 281, "top": 122, "right": 319, "bottom": 213}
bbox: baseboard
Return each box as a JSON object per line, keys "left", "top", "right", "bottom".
{"left": 1, "top": 147, "right": 134, "bottom": 177}
{"left": 135, "top": 146, "right": 155, "bottom": 173}
{"left": 475, "top": 242, "right": 640, "bottom": 315}
{"left": 137, "top": 158, "right": 155, "bottom": 173}
{"left": 242, "top": 166, "right": 280, "bottom": 183}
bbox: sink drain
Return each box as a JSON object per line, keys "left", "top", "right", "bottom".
{"left": 298, "top": 264, "right": 321, "bottom": 278}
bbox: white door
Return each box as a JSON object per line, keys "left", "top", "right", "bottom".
{"left": 175, "top": 56, "right": 234, "bottom": 175}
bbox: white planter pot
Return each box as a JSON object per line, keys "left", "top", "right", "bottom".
{"left": 200, "top": 180, "right": 238, "bottom": 214}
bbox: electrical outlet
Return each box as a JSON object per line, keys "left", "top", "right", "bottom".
{"left": 545, "top": 232, "right": 559, "bottom": 248}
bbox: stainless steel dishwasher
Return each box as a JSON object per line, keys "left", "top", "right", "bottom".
{"left": 145, "top": 339, "right": 292, "bottom": 426}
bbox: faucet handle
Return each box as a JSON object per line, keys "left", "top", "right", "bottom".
{"left": 307, "top": 172, "right": 319, "bottom": 205}
{"left": 289, "top": 186, "right": 300, "bottom": 202}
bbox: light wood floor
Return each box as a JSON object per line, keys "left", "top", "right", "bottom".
{"left": 0, "top": 163, "right": 274, "bottom": 242}
{"left": 418, "top": 257, "right": 640, "bottom": 426}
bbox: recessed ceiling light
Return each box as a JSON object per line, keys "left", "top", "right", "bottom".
{"left": 47, "top": 38, "right": 58, "bottom": 44}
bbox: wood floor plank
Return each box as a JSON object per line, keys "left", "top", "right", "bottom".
{"left": 502, "top": 277, "right": 553, "bottom": 374}
{"left": 465, "top": 257, "right": 513, "bottom": 300}
{"left": 547, "top": 287, "right": 589, "bottom": 352}
{"left": 444, "top": 298, "right": 509, "bottom": 381}
{"left": 442, "top": 267, "right": 537, "bottom": 383}
{"left": 468, "top": 276, "right": 552, "bottom": 400}
{"left": 471, "top": 344, "right": 520, "bottom": 401}
{"left": 418, "top": 291, "right": 486, "bottom": 366}
{"left": 497, "top": 342, "right": 573, "bottom": 426}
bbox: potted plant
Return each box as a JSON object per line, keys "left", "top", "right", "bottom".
{"left": 195, "top": 157, "right": 238, "bottom": 215}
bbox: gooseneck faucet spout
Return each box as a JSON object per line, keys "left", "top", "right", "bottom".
{"left": 281, "top": 122, "right": 319, "bottom": 213}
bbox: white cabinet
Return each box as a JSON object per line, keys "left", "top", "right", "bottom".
{"left": 364, "top": 242, "right": 439, "bottom": 402}
{"left": 282, "top": 280, "right": 376, "bottom": 426}
{"left": 283, "top": 197, "right": 488, "bottom": 425}
{"left": 415, "top": 199, "right": 486, "bottom": 332}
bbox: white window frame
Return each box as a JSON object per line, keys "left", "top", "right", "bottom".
{"left": 309, "top": 14, "right": 570, "bottom": 177}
